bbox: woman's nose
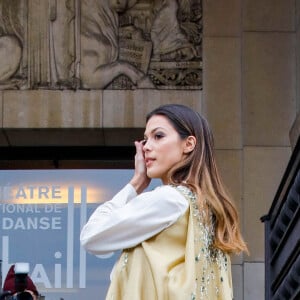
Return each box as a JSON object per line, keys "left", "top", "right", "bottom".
{"left": 142, "top": 139, "right": 150, "bottom": 151}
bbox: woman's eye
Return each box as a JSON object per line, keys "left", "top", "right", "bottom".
{"left": 154, "top": 133, "right": 164, "bottom": 139}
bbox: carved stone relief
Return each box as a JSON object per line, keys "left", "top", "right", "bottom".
{"left": 0, "top": 0, "right": 202, "bottom": 90}
{"left": 27, "top": 0, "right": 77, "bottom": 89}
{"left": 0, "top": 0, "right": 26, "bottom": 89}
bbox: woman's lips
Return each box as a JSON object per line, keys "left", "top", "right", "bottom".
{"left": 145, "top": 158, "right": 155, "bottom": 167}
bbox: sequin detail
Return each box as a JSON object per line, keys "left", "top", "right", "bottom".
{"left": 175, "top": 185, "right": 230, "bottom": 300}
{"left": 122, "top": 252, "right": 128, "bottom": 268}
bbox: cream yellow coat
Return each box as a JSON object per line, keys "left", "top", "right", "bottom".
{"left": 106, "top": 186, "right": 233, "bottom": 300}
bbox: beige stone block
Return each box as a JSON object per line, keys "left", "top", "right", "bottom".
{"left": 232, "top": 264, "right": 243, "bottom": 300}
{"left": 3, "top": 90, "right": 102, "bottom": 128}
{"left": 243, "top": 32, "right": 296, "bottom": 146}
{"left": 243, "top": 0, "right": 295, "bottom": 31}
{"left": 243, "top": 146, "right": 291, "bottom": 261}
{"left": 244, "top": 263, "right": 265, "bottom": 300}
{"left": 203, "top": 38, "right": 242, "bottom": 149}
{"left": 215, "top": 150, "right": 242, "bottom": 211}
{"left": 297, "top": 0, "right": 300, "bottom": 32}
{"left": 103, "top": 90, "right": 202, "bottom": 128}
{"left": 215, "top": 149, "right": 244, "bottom": 264}
{"left": 203, "top": 0, "right": 241, "bottom": 36}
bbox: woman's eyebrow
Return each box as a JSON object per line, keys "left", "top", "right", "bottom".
{"left": 144, "top": 127, "right": 165, "bottom": 138}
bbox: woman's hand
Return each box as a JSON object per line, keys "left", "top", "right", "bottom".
{"left": 130, "top": 140, "right": 151, "bottom": 194}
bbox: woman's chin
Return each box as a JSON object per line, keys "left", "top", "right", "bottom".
{"left": 146, "top": 170, "right": 159, "bottom": 180}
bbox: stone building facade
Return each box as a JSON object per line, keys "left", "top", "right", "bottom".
{"left": 0, "top": 1, "right": 299, "bottom": 299}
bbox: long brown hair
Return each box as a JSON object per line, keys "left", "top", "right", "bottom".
{"left": 147, "top": 104, "right": 248, "bottom": 254}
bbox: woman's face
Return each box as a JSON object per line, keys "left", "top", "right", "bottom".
{"left": 109, "top": 0, "right": 128, "bottom": 12}
{"left": 143, "top": 115, "right": 187, "bottom": 184}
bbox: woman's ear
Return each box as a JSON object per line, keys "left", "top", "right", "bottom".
{"left": 183, "top": 136, "right": 196, "bottom": 153}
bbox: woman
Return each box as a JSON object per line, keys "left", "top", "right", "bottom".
{"left": 80, "top": 104, "right": 248, "bottom": 299}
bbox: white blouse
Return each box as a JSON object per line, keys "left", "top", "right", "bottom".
{"left": 80, "top": 184, "right": 189, "bottom": 255}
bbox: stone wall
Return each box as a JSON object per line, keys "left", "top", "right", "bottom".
{"left": 203, "top": 0, "right": 297, "bottom": 299}
{"left": 0, "top": 1, "right": 298, "bottom": 299}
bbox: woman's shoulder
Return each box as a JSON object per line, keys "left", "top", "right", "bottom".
{"left": 151, "top": 184, "right": 189, "bottom": 194}
{"left": 149, "top": 184, "right": 195, "bottom": 203}
{"left": 169, "top": 184, "right": 196, "bottom": 200}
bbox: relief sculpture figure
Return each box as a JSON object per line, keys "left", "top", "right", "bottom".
{"left": 80, "top": 0, "right": 155, "bottom": 89}
{"left": 28, "top": 0, "right": 76, "bottom": 89}
{"left": 147, "top": 0, "right": 202, "bottom": 89}
{"left": 0, "top": 36, "right": 22, "bottom": 85}
{"left": 151, "top": 0, "right": 196, "bottom": 61}
{"left": 49, "top": 0, "right": 76, "bottom": 88}
{"left": 0, "top": 0, "right": 25, "bottom": 89}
